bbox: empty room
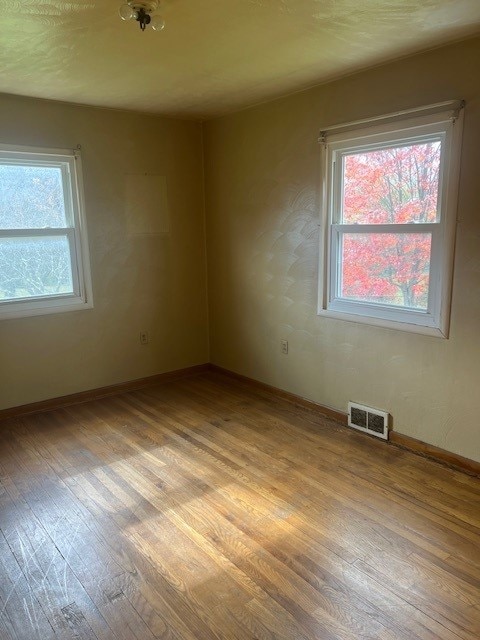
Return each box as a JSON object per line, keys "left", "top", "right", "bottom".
{"left": 0, "top": 1, "right": 479, "bottom": 638}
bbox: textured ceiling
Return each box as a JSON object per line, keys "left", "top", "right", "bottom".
{"left": 1, "top": 0, "right": 480, "bottom": 119}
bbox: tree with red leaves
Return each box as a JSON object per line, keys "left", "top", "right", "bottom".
{"left": 340, "top": 141, "right": 441, "bottom": 309}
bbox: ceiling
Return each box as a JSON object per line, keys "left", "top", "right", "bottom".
{"left": 1, "top": 0, "right": 480, "bottom": 119}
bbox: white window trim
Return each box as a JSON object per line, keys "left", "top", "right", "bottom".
{"left": 0, "top": 143, "right": 93, "bottom": 320}
{"left": 317, "top": 102, "right": 464, "bottom": 338}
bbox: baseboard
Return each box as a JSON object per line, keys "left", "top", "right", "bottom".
{"left": 210, "top": 364, "right": 480, "bottom": 477}
{"left": 0, "top": 363, "right": 210, "bottom": 421}
{"left": 208, "top": 364, "right": 348, "bottom": 424}
{"left": 389, "top": 432, "right": 480, "bottom": 476}
{"left": 3, "top": 361, "right": 478, "bottom": 476}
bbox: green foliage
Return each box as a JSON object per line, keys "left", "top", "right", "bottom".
{"left": 0, "top": 164, "right": 72, "bottom": 301}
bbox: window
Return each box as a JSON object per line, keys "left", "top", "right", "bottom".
{"left": 318, "top": 102, "right": 464, "bottom": 337}
{"left": 0, "top": 144, "right": 93, "bottom": 319}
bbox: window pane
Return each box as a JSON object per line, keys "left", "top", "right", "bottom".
{"left": 342, "top": 141, "right": 441, "bottom": 224}
{"left": 0, "top": 163, "right": 67, "bottom": 229}
{"left": 0, "top": 236, "right": 74, "bottom": 301}
{"left": 340, "top": 233, "right": 431, "bottom": 309}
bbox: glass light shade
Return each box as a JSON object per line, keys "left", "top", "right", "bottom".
{"left": 151, "top": 15, "right": 165, "bottom": 31}
{"left": 119, "top": 4, "right": 135, "bottom": 20}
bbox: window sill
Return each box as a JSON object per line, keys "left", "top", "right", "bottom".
{"left": 0, "top": 296, "right": 93, "bottom": 320}
{"left": 317, "top": 307, "right": 448, "bottom": 338}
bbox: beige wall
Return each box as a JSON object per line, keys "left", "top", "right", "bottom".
{"left": 204, "top": 37, "right": 480, "bottom": 463}
{"left": 2, "top": 37, "right": 479, "bottom": 463}
{"left": 0, "top": 94, "right": 209, "bottom": 409}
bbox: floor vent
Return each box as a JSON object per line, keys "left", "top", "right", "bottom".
{"left": 348, "top": 402, "right": 389, "bottom": 440}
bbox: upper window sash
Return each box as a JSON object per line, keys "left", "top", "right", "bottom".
{"left": 0, "top": 150, "right": 78, "bottom": 230}
{"left": 332, "top": 137, "right": 445, "bottom": 226}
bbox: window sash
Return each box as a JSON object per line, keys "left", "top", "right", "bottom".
{"left": 330, "top": 223, "right": 438, "bottom": 234}
{"left": 0, "top": 228, "right": 75, "bottom": 237}
{"left": 329, "top": 226, "right": 440, "bottom": 316}
{"left": 0, "top": 155, "right": 77, "bottom": 229}
{"left": 331, "top": 134, "right": 446, "bottom": 227}
{"left": 0, "top": 228, "right": 80, "bottom": 303}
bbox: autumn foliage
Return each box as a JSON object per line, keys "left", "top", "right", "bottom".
{"left": 340, "top": 141, "right": 441, "bottom": 309}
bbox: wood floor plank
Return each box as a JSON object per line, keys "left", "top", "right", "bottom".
{"left": 140, "top": 379, "right": 480, "bottom": 571}
{"left": 0, "top": 434, "right": 118, "bottom": 640}
{"left": 0, "top": 372, "right": 479, "bottom": 639}
{"left": 18, "top": 411, "right": 224, "bottom": 640}
{"left": 122, "top": 386, "right": 480, "bottom": 588}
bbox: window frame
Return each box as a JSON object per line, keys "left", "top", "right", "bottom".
{"left": 0, "top": 143, "right": 93, "bottom": 320}
{"left": 318, "top": 105, "right": 464, "bottom": 337}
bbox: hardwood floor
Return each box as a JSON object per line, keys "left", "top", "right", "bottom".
{"left": 0, "top": 372, "right": 479, "bottom": 639}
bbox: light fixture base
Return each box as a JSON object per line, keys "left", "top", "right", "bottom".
{"left": 120, "top": 1, "right": 163, "bottom": 31}
{"left": 127, "top": 1, "right": 159, "bottom": 12}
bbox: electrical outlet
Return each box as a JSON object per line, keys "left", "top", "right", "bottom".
{"left": 140, "top": 331, "right": 149, "bottom": 345}
{"left": 281, "top": 339, "right": 288, "bottom": 354}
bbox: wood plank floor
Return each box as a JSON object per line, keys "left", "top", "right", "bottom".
{"left": 0, "top": 371, "right": 479, "bottom": 639}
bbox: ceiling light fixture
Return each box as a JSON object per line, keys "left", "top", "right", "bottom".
{"left": 119, "top": 1, "right": 165, "bottom": 32}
